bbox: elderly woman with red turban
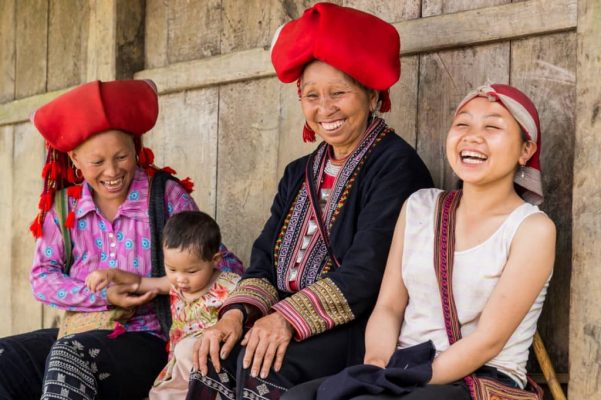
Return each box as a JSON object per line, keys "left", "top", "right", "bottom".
{"left": 0, "top": 80, "right": 243, "bottom": 400}
{"left": 187, "top": 4, "right": 433, "bottom": 399}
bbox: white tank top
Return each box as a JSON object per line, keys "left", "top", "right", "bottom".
{"left": 398, "top": 188, "right": 551, "bottom": 387}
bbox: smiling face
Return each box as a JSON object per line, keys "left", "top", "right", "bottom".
{"left": 300, "top": 61, "right": 378, "bottom": 159}
{"left": 163, "top": 246, "right": 220, "bottom": 299}
{"left": 68, "top": 130, "right": 137, "bottom": 206}
{"left": 446, "top": 97, "right": 536, "bottom": 188}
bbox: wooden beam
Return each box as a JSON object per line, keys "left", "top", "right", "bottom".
{"left": 0, "top": 88, "right": 70, "bottom": 127}
{"left": 569, "top": 0, "right": 601, "bottom": 399}
{"left": 134, "top": 0, "right": 575, "bottom": 94}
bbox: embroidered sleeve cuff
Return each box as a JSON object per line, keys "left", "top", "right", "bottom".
{"left": 271, "top": 278, "right": 355, "bottom": 341}
{"left": 221, "top": 278, "right": 279, "bottom": 316}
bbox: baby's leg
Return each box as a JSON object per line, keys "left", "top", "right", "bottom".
{"left": 149, "top": 335, "right": 198, "bottom": 399}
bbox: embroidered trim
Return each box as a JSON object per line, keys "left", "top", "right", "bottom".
{"left": 274, "top": 118, "right": 390, "bottom": 292}
{"left": 272, "top": 278, "right": 354, "bottom": 340}
{"left": 221, "top": 278, "right": 278, "bottom": 316}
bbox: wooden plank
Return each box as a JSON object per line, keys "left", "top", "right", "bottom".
{"left": 145, "top": 88, "right": 219, "bottom": 216}
{"left": 511, "top": 31, "right": 577, "bottom": 376}
{"left": 47, "top": 0, "right": 89, "bottom": 91}
{"left": 220, "top": 0, "right": 302, "bottom": 54}
{"left": 145, "top": 0, "right": 169, "bottom": 68}
{"left": 11, "top": 123, "right": 45, "bottom": 334}
{"left": 344, "top": 0, "right": 420, "bottom": 21}
{"left": 86, "top": 0, "right": 116, "bottom": 81}
{"left": 416, "top": 43, "right": 510, "bottom": 189}
{"left": 133, "top": 0, "right": 576, "bottom": 96}
{"left": 216, "top": 78, "right": 281, "bottom": 266}
{"left": 15, "top": 0, "right": 48, "bottom": 99}
{"left": 167, "top": 0, "right": 222, "bottom": 64}
{"left": 0, "top": 126, "right": 14, "bottom": 336}
{"left": 0, "top": 0, "right": 15, "bottom": 103}
{"left": 115, "top": 0, "right": 144, "bottom": 79}
{"left": 0, "top": 88, "right": 70, "bottom": 127}
{"left": 570, "top": 1, "right": 601, "bottom": 398}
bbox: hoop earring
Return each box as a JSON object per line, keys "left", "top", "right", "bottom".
{"left": 74, "top": 168, "right": 82, "bottom": 179}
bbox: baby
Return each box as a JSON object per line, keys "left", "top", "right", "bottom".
{"left": 86, "top": 211, "right": 240, "bottom": 399}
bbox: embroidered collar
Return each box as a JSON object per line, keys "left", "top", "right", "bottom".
{"left": 73, "top": 167, "right": 150, "bottom": 222}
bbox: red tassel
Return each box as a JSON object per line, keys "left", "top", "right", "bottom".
{"left": 180, "top": 177, "right": 194, "bottom": 193}
{"left": 30, "top": 217, "right": 43, "bottom": 238}
{"left": 379, "top": 90, "right": 391, "bottom": 113}
{"left": 161, "top": 166, "right": 176, "bottom": 175}
{"left": 107, "top": 322, "right": 127, "bottom": 339}
{"left": 303, "top": 122, "right": 316, "bottom": 143}
{"left": 138, "top": 147, "right": 155, "bottom": 167}
{"left": 65, "top": 211, "right": 75, "bottom": 229}
{"left": 38, "top": 192, "right": 53, "bottom": 212}
{"left": 67, "top": 167, "right": 76, "bottom": 183}
{"left": 146, "top": 167, "right": 157, "bottom": 178}
{"left": 67, "top": 185, "right": 82, "bottom": 199}
{"left": 41, "top": 163, "right": 51, "bottom": 179}
{"left": 50, "top": 162, "right": 60, "bottom": 180}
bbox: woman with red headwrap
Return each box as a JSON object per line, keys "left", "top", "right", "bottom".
{"left": 0, "top": 80, "right": 243, "bottom": 400}
{"left": 187, "top": 3, "right": 433, "bottom": 399}
{"left": 285, "top": 84, "right": 555, "bottom": 400}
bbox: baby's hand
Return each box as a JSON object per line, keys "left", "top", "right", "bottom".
{"left": 85, "top": 270, "right": 114, "bottom": 293}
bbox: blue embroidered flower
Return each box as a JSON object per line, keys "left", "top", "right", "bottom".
{"left": 100, "top": 288, "right": 107, "bottom": 299}
{"left": 98, "top": 220, "right": 106, "bottom": 231}
{"left": 37, "top": 293, "right": 46, "bottom": 300}
{"left": 57, "top": 290, "right": 67, "bottom": 299}
{"left": 50, "top": 260, "right": 58, "bottom": 266}
{"left": 141, "top": 238, "right": 150, "bottom": 249}
{"left": 71, "top": 287, "right": 79, "bottom": 294}
{"left": 167, "top": 202, "right": 174, "bottom": 215}
{"left": 82, "top": 251, "right": 89, "bottom": 261}
{"left": 39, "top": 272, "right": 48, "bottom": 278}
{"left": 101, "top": 252, "right": 107, "bottom": 261}
{"left": 128, "top": 191, "right": 140, "bottom": 201}
{"left": 89, "top": 293, "right": 96, "bottom": 302}
{"left": 125, "top": 239, "right": 134, "bottom": 249}
{"left": 53, "top": 216, "right": 59, "bottom": 225}
{"left": 49, "top": 303, "right": 58, "bottom": 308}
{"left": 182, "top": 193, "right": 190, "bottom": 200}
{"left": 116, "top": 231, "right": 124, "bottom": 241}
{"left": 109, "top": 260, "right": 117, "bottom": 268}
{"left": 95, "top": 238, "right": 103, "bottom": 249}
{"left": 133, "top": 258, "right": 139, "bottom": 268}
{"left": 77, "top": 208, "right": 85, "bottom": 216}
{"left": 70, "top": 198, "right": 77, "bottom": 207}
{"left": 44, "top": 247, "right": 53, "bottom": 257}
{"left": 78, "top": 220, "right": 87, "bottom": 230}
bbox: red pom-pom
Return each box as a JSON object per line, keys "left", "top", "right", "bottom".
{"left": 161, "top": 166, "right": 176, "bottom": 175}
{"left": 379, "top": 90, "right": 391, "bottom": 113}
{"left": 30, "top": 217, "right": 43, "bottom": 238}
{"left": 303, "top": 122, "right": 316, "bottom": 143}
{"left": 67, "top": 185, "right": 83, "bottom": 199}
{"left": 138, "top": 147, "right": 155, "bottom": 167}
{"left": 180, "top": 177, "right": 194, "bottom": 193}
{"left": 65, "top": 211, "right": 75, "bottom": 229}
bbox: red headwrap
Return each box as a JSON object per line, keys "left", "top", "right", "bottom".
{"left": 271, "top": 2, "right": 400, "bottom": 142}
{"left": 455, "top": 84, "right": 543, "bottom": 205}
{"left": 29, "top": 80, "right": 193, "bottom": 238}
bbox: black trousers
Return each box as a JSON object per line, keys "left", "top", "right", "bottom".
{"left": 186, "top": 320, "right": 366, "bottom": 400}
{"left": 282, "top": 377, "right": 470, "bottom": 400}
{"left": 0, "top": 328, "right": 166, "bottom": 400}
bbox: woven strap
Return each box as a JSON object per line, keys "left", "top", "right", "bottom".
{"left": 55, "top": 189, "right": 73, "bottom": 274}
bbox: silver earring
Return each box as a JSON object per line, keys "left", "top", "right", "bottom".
{"left": 519, "top": 164, "right": 525, "bottom": 179}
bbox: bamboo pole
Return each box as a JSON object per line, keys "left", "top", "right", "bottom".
{"left": 533, "top": 331, "right": 566, "bottom": 400}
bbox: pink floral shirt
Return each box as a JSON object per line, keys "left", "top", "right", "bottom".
{"left": 31, "top": 167, "right": 243, "bottom": 336}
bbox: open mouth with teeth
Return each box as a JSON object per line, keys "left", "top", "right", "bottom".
{"left": 460, "top": 150, "right": 488, "bottom": 164}
{"left": 100, "top": 177, "right": 125, "bottom": 192}
{"left": 319, "top": 119, "right": 345, "bottom": 131}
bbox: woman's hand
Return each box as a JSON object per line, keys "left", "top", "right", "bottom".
{"left": 241, "top": 311, "right": 293, "bottom": 379}
{"left": 193, "top": 309, "right": 244, "bottom": 376}
{"left": 85, "top": 269, "right": 115, "bottom": 292}
{"left": 106, "top": 283, "right": 157, "bottom": 309}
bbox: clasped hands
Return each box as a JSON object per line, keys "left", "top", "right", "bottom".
{"left": 192, "top": 309, "right": 294, "bottom": 379}
{"left": 85, "top": 269, "right": 158, "bottom": 309}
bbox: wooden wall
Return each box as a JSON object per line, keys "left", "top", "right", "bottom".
{"left": 0, "top": 0, "right": 596, "bottom": 397}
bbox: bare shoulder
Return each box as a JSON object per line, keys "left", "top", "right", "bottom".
{"left": 518, "top": 211, "right": 556, "bottom": 240}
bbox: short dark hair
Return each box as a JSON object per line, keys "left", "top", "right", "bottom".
{"left": 162, "top": 211, "right": 221, "bottom": 261}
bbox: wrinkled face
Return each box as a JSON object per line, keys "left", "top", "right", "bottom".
{"left": 69, "top": 130, "right": 137, "bottom": 205}
{"left": 163, "top": 246, "right": 219, "bottom": 297}
{"left": 300, "top": 61, "right": 378, "bottom": 158}
{"left": 446, "top": 97, "right": 535, "bottom": 186}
